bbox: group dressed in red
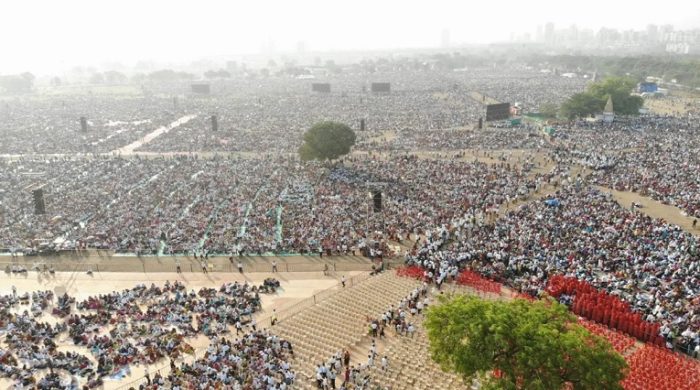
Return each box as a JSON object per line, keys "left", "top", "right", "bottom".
{"left": 547, "top": 275, "right": 664, "bottom": 345}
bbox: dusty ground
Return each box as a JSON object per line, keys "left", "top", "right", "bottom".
{"left": 645, "top": 92, "right": 699, "bottom": 116}
{"left": 596, "top": 186, "right": 700, "bottom": 237}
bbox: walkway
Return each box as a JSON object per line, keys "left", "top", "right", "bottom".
{"left": 110, "top": 114, "right": 197, "bottom": 155}
{"left": 595, "top": 185, "right": 700, "bottom": 237}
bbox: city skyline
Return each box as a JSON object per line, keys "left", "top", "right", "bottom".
{"left": 1, "top": 0, "right": 699, "bottom": 75}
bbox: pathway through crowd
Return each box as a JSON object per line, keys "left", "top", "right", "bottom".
{"left": 110, "top": 114, "right": 197, "bottom": 155}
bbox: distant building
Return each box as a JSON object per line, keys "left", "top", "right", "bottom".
{"left": 545, "top": 22, "right": 555, "bottom": 45}
{"left": 603, "top": 96, "right": 614, "bottom": 123}
{"left": 666, "top": 42, "right": 699, "bottom": 55}
{"left": 441, "top": 29, "right": 451, "bottom": 48}
{"left": 647, "top": 24, "right": 659, "bottom": 42}
{"left": 638, "top": 82, "right": 658, "bottom": 93}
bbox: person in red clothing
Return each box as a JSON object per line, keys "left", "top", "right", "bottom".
{"left": 610, "top": 313, "right": 618, "bottom": 330}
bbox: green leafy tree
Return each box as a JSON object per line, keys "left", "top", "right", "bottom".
{"left": 425, "top": 295, "right": 627, "bottom": 390}
{"left": 539, "top": 103, "right": 560, "bottom": 118}
{"left": 298, "top": 121, "right": 356, "bottom": 161}
{"left": 560, "top": 92, "right": 604, "bottom": 119}
{"left": 0, "top": 74, "right": 33, "bottom": 93}
{"left": 147, "top": 69, "right": 195, "bottom": 82}
{"left": 524, "top": 54, "right": 700, "bottom": 89}
{"left": 20, "top": 72, "right": 35, "bottom": 86}
{"left": 204, "top": 69, "right": 231, "bottom": 79}
{"left": 89, "top": 72, "right": 105, "bottom": 84}
{"left": 103, "top": 70, "right": 127, "bottom": 84}
{"left": 560, "top": 76, "right": 644, "bottom": 119}
{"left": 588, "top": 77, "right": 643, "bottom": 115}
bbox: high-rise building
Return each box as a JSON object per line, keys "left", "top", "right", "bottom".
{"left": 544, "top": 22, "right": 555, "bottom": 45}
{"left": 536, "top": 25, "right": 544, "bottom": 42}
{"left": 441, "top": 29, "right": 451, "bottom": 48}
{"left": 569, "top": 25, "right": 579, "bottom": 42}
{"left": 647, "top": 24, "right": 659, "bottom": 42}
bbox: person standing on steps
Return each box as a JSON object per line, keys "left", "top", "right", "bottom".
{"left": 343, "top": 350, "right": 350, "bottom": 368}
{"left": 238, "top": 260, "right": 243, "bottom": 273}
{"left": 341, "top": 275, "right": 346, "bottom": 288}
{"left": 328, "top": 369, "right": 336, "bottom": 389}
{"left": 272, "top": 260, "right": 277, "bottom": 273}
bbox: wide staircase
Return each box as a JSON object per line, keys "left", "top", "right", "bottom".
{"left": 272, "top": 271, "right": 421, "bottom": 389}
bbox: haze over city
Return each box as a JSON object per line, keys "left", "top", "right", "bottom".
{"left": 2, "top": 0, "right": 700, "bottom": 74}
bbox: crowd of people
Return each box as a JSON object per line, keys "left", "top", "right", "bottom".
{"left": 0, "top": 66, "right": 588, "bottom": 157}
{"left": 1, "top": 154, "right": 543, "bottom": 256}
{"left": 406, "top": 185, "right": 699, "bottom": 357}
{"left": 588, "top": 144, "right": 700, "bottom": 218}
{"left": 0, "top": 279, "right": 282, "bottom": 388}
{"left": 137, "top": 331, "right": 296, "bottom": 390}
{"left": 3, "top": 60, "right": 700, "bottom": 390}
{"left": 548, "top": 114, "right": 700, "bottom": 219}
{"left": 0, "top": 96, "right": 178, "bottom": 154}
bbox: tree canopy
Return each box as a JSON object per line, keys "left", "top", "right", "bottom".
{"left": 538, "top": 102, "right": 560, "bottom": 118}
{"left": 147, "top": 69, "right": 195, "bottom": 82}
{"left": 298, "top": 121, "right": 356, "bottom": 161}
{"left": 0, "top": 73, "right": 34, "bottom": 94}
{"left": 560, "top": 92, "right": 605, "bottom": 119}
{"left": 425, "top": 295, "right": 628, "bottom": 390}
{"left": 204, "top": 69, "right": 231, "bottom": 79}
{"left": 560, "top": 76, "right": 643, "bottom": 119}
{"left": 525, "top": 54, "right": 700, "bottom": 88}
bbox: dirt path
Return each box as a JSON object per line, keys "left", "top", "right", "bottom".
{"left": 645, "top": 95, "right": 700, "bottom": 116}
{"left": 595, "top": 186, "right": 700, "bottom": 237}
{"left": 365, "top": 130, "right": 397, "bottom": 144}
{"left": 110, "top": 114, "right": 197, "bottom": 155}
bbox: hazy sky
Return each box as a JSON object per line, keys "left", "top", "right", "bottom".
{"left": 2, "top": 0, "right": 699, "bottom": 74}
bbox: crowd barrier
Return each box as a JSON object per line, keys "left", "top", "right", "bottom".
{"left": 0, "top": 260, "right": 374, "bottom": 274}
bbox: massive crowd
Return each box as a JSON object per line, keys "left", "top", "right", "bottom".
{"left": 0, "top": 67, "right": 587, "bottom": 156}
{"left": 0, "top": 279, "right": 282, "bottom": 388}
{"left": 0, "top": 154, "right": 543, "bottom": 256}
{"left": 140, "top": 331, "right": 296, "bottom": 390}
{"left": 0, "top": 96, "right": 179, "bottom": 154}
{"left": 588, "top": 144, "right": 700, "bottom": 218}
{"left": 2, "top": 63, "right": 700, "bottom": 390}
{"left": 406, "top": 185, "right": 700, "bottom": 356}
{"left": 548, "top": 115, "right": 700, "bottom": 218}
